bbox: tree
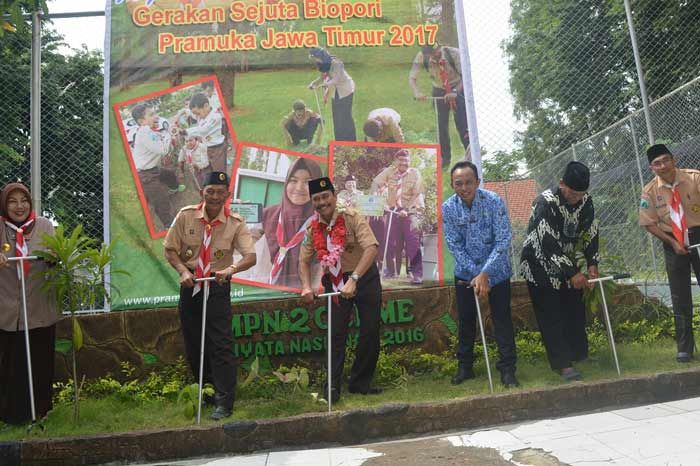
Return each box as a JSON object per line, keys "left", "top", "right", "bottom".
{"left": 481, "top": 150, "right": 522, "bottom": 182}
{"left": 0, "top": 24, "right": 104, "bottom": 238}
{"left": 505, "top": 0, "right": 700, "bottom": 168}
{"left": 1, "top": 0, "right": 46, "bottom": 35}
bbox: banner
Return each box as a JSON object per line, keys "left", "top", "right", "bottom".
{"left": 106, "top": 0, "right": 466, "bottom": 309}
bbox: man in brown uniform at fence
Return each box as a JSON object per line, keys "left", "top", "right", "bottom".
{"left": 371, "top": 149, "right": 425, "bottom": 284}
{"left": 299, "top": 177, "right": 383, "bottom": 403}
{"left": 164, "top": 171, "right": 256, "bottom": 420}
{"left": 639, "top": 143, "right": 700, "bottom": 363}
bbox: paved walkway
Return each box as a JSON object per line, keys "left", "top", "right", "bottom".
{"left": 132, "top": 396, "right": 700, "bottom": 466}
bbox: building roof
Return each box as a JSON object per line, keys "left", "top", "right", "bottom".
{"left": 484, "top": 179, "right": 538, "bottom": 225}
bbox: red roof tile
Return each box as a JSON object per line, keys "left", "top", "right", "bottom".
{"left": 484, "top": 179, "right": 539, "bottom": 225}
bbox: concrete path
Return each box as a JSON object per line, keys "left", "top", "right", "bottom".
{"left": 131, "top": 396, "right": 700, "bottom": 466}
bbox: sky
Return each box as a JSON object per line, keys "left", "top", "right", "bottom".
{"left": 45, "top": 0, "right": 520, "bottom": 155}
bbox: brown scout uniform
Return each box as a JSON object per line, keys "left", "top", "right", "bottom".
{"left": 300, "top": 208, "right": 378, "bottom": 272}
{"left": 0, "top": 217, "right": 59, "bottom": 332}
{"left": 164, "top": 203, "right": 255, "bottom": 410}
{"left": 639, "top": 167, "right": 700, "bottom": 357}
{"left": 300, "top": 208, "right": 381, "bottom": 395}
{"left": 0, "top": 216, "right": 59, "bottom": 424}
{"left": 164, "top": 204, "right": 255, "bottom": 272}
{"left": 370, "top": 166, "right": 425, "bottom": 211}
{"left": 639, "top": 168, "right": 700, "bottom": 232}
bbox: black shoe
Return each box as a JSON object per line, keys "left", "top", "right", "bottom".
{"left": 560, "top": 368, "right": 582, "bottom": 382}
{"left": 349, "top": 386, "right": 384, "bottom": 395}
{"left": 677, "top": 352, "right": 692, "bottom": 363}
{"left": 451, "top": 365, "right": 475, "bottom": 385}
{"left": 209, "top": 405, "right": 232, "bottom": 421}
{"left": 500, "top": 372, "right": 520, "bottom": 388}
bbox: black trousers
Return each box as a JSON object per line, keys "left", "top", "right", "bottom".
{"left": 663, "top": 227, "right": 700, "bottom": 355}
{"left": 432, "top": 86, "right": 469, "bottom": 166}
{"left": 527, "top": 283, "right": 588, "bottom": 371}
{"left": 286, "top": 117, "right": 321, "bottom": 144}
{"left": 178, "top": 282, "right": 237, "bottom": 408}
{"left": 456, "top": 280, "right": 517, "bottom": 374}
{"left": 331, "top": 91, "right": 356, "bottom": 141}
{"left": 322, "top": 264, "right": 381, "bottom": 393}
{"left": 0, "top": 325, "right": 56, "bottom": 424}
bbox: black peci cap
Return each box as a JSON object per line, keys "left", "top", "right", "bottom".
{"left": 202, "top": 171, "right": 229, "bottom": 187}
{"left": 562, "top": 161, "right": 590, "bottom": 192}
{"left": 308, "top": 177, "right": 334, "bottom": 195}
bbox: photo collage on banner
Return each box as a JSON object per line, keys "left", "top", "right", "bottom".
{"left": 107, "top": 0, "right": 463, "bottom": 309}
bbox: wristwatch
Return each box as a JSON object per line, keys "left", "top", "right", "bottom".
{"left": 350, "top": 272, "right": 360, "bottom": 282}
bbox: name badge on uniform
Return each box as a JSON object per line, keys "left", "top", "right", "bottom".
{"left": 214, "top": 250, "right": 224, "bottom": 260}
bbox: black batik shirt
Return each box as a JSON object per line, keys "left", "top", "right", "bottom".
{"left": 520, "top": 188, "right": 599, "bottom": 289}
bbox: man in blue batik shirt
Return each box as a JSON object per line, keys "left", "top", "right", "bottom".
{"left": 442, "top": 161, "right": 519, "bottom": 388}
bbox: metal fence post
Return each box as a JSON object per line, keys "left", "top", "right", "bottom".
{"left": 630, "top": 116, "right": 660, "bottom": 281}
{"left": 30, "top": 11, "right": 42, "bottom": 213}
{"left": 623, "top": 0, "right": 654, "bottom": 145}
{"left": 454, "top": 0, "right": 483, "bottom": 180}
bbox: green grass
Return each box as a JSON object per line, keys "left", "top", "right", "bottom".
{"left": 1, "top": 337, "right": 696, "bottom": 441}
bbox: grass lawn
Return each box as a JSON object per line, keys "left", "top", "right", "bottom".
{"left": 1, "top": 337, "right": 697, "bottom": 441}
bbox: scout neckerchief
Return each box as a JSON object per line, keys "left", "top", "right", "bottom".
{"left": 394, "top": 168, "right": 409, "bottom": 209}
{"left": 269, "top": 212, "right": 314, "bottom": 285}
{"left": 311, "top": 212, "right": 346, "bottom": 302}
{"left": 184, "top": 139, "right": 200, "bottom": 165}
{"left": 438, "top": 55, "right": 457, "bottom": 111}
{"left": 192, "top": 203, "right": 228, "bottom": 296}
{"left": 669, "top": 182, "right": 689, "bottom": 246}
{"left": 3, "top": 212, "right": 36, "bottom": 279}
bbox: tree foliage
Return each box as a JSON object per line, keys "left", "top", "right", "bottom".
{"left": 0, "top": 0, "right": 46, "bottom": 35}
{"left": 0, "top": 24, "right": 104, "bottom": 237}
{"left": 505, "top": 0, "right": 700, "bottom": 168}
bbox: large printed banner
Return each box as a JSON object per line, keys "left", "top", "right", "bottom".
{"left": 107, "top": 0, "right": 465, "bottom": 310}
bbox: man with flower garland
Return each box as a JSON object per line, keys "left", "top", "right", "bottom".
{"left": 299, "top": 177, "right": 383, "bottom": 403}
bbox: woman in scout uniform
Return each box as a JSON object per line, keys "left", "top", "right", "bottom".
{"left": 0, "top": 182, "right": 60, "bottom": 424}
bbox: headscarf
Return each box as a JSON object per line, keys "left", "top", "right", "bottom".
{"left": 1, "top": 182, "right": 34, "bottom": 230}
{"left": 261, "top": 158, "right": 323, "bottom": 285}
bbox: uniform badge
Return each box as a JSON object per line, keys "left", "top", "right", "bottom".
{"left": 1, "top": 243, "right": 10, "bottom": 252}
{"left": 693, "top": 204, "right": 700, "bottom": 213}
{"left": 219, "top": 173, "right": 226, "bottom": 181}
{"left": 320, "top": 180, "right": 327, "bottom": 187}
{"left": 214, "top": 250, "right": 224, "bottom": 260}
{"left": 189, "top": 229, "right": 195, "bottom": 235}
{"left": 640, "top": 199, "right": 649, "bottom": 209}
{"left": 657, "top": 195, "right": 663, "bottom": 202}
{"left": 184, "top": 247, "right": 194, "bottom": 258}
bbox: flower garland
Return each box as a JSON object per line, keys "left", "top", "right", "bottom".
{"left": 311, "top": 215, "right": 346, "bottom": 268}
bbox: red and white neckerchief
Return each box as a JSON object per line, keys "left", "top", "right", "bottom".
{"left": 438, "top": 57, "right": 457, "bottom": 111}
{"left": 394, "top": 169, "right": 409, "bottom": 209}
{"left": 269, "top": 213, "right": 314, "bottom": 285}
{"left": 322, "top": 215, "right": 345, "bottom": 296}
{"left": 184, "top": 140, "right": 199, "bottom": 165}
{"left": 3, "top": 212, "right": 36, "bottom": 279}
{"left": 192, "top": 204, "right": 226, "bottom": 296}
{"left": 669, "top": 183, "right": 689, "bottom": 246}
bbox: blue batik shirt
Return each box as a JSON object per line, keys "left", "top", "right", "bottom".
{"left": 442, "top": 189, "right": 512, "bottom": 286}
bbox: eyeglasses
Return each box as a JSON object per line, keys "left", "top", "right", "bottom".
{"left": 651, "top": 156, "right": 673, "bottom": 168}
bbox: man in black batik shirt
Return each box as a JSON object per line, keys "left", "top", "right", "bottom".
{"left": 520, "top": 161, "right": 600, "bottom": 382}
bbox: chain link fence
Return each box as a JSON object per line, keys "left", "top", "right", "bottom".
{"left": 3, "top": 2, "right": 700, "bottom": 299}
{"left": 0, "top": 14, "right": 104, "bottom": 240}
